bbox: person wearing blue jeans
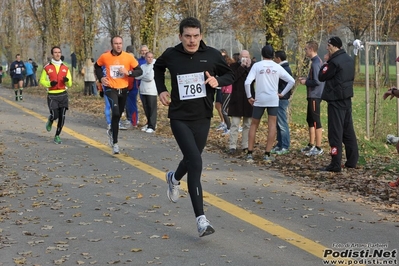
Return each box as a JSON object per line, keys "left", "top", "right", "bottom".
{"left": 272, "top": 50, "right": 293, "bottom": 155}
{"left": 126, "top": 45, "right": 148, "bottom": 127}
{"left": 103, "top": 92, "right": 112, "bottom": 129}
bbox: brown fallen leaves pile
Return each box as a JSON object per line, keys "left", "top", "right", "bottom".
{"left": 4, "top": 89, "right": 399, "bottom": 223}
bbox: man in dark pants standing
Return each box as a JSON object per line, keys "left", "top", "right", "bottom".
{"left": 318, "top": 36, "right": 359, "bottom": 172}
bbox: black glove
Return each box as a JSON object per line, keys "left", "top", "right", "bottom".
{"left": 50, "top": 81, "right": 57, "bottom": 86}
{"left": 63, "top": 76, "right": 69, "bottom": 83}
{"left": 99, "top": 91, "right": 104, "bottom": 98}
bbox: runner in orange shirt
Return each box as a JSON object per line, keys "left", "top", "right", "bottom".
{"left": 94, "top": 36, "right": 143, "bottom": 154}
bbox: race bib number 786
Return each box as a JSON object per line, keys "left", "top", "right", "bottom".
{"left": 177, "top": 72, "right": 206, "bottom": 100}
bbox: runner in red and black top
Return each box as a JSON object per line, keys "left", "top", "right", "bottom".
{"left": 39, "top": 46, "right": 72, "bottom": 145}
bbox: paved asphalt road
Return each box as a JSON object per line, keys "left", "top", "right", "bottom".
{"left": 0, "top": 86, "right": 398, "bottom": 266}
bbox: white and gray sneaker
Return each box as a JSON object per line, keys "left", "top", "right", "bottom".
{"left": 301, "top": 144, "right": 314, "bottom": 153}
{"left": 112, "top": 143, "right": 120, "bottom": 154}
{"left": 197, "top": 215, "right": 215, "bottom": 237}
{"left": 305, "top": 146, "right": 324, "bottom": 156}
{"left": 387, "top": 134, "right": 399, "bottom": 144}
{"left": 141, "top": 125, "right": 148, "bottom": 132}
{"left": 166, "top": 171, "right": 180, "bottom": 203}
{"left": 119, "top": 122, "right": 127, "bottom": 130}
{"left": 107, "top": 129, "right": 113, "bottom": 147}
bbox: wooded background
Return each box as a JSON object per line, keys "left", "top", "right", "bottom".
{"left": 1, "top": 0, "right": 399, "bottom": 138}
{"left": 1, "top": 0, "right": 398, "bottom": 76}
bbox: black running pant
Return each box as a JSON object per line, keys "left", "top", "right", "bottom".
{"left": 105, "top": 87, "right": 128, "bottom": 144}
{"left": 48, "top": 91, "right": 68, "bottom": 136}
{"left": 170, "top": 118, "right": 210, "bottom": 217}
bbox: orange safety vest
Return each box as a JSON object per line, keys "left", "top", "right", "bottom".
{"left": 44, "top": 63, "right": 69, "bottom": 90}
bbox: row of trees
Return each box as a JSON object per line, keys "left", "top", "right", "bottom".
{"left": 0, "top": 0, "right": 398, "bottom": 137}
{"left": 0, "top": 0, "right": 398, "bottom": 74}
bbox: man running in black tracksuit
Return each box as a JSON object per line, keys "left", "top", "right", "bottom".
{"left": 154, "top": 17, "right": 234, "bottom": 237}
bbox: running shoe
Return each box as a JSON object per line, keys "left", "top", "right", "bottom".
{"left": 145, "top": 128, "right": 155, "bottom": 133}
{"left": 305, "top": 147, "right": 324, "bottom": 156}
{"left": 119, "top": 122, "right": 127, "bottom": 130}
{"left": 107, "top": 129, "right": 113, "bottom": 147}
{"left": 263, "top": 154, "right": 275, "bottom": 162}
{"left": 319, "top": 165, "right": 341, "bottom": 172}
{"left": 166, "top": 171, "right": 180, "bottom": 203}
{"left": 112, "top": 143, "right": 119, "bottom": 154}
{"left": 54, "top": 135, "right": 62, "bottom": 144}
{"left": 46, "top": 119, "right": 53, "bottom": 132}
{"left": 270, "top": 146, "right": 280, "bottom": 154}
{"left": 19, "top": 96, "right": 23, "bottom": 101}
{"left": 245, "top": 153, "right": 254, "bottom": 163}
{"left": 123, "top": 119, "right": 131, "bottom": 126}
{"left": 216, "top": 122, "right": 226, "bottom": 131}
{"left": 386, "top": 134, "right": 399, "bottom": 144}
{"left": 15, "top": 96, "right": 18, "bottom": 101}
{"left": 275, "top": 148, "right": 289, "bottom": 155}
{"left": 197, "top": 215, "right": 215, "bottom": 237}
{"left": 227, "top": 148, "right": 236, "bottom": 155}
{"left": 301, "top": 144, "right": 314, "bottom": 153}
{"left": 141, "top": 125, "right": 148, "bottom": 132}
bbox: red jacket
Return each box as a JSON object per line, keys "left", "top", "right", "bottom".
{"left": 44, "top": 63, "right": 69, "bottom": 90}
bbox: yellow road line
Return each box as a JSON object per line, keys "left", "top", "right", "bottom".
{"left": 1, "top": 95, "right": 360, "bottom": 264}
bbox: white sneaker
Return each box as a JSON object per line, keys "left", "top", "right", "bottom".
{"left": 301, "top": 144, "right": 314, "bottom": 153}
{"left": 275, "top": 148, "right": 289, "bottom": 155}
{"left": 145, "top": 128, "right": 155, "bottom": 133}
{"left": 263, "top": 154, "right": 275, "bottom": 162}
{"left": 197, "top": 215, "right": 215, "bottom": 237}
{"left": 166, "top": 171, "right": 179, "bottom": 203}
{"left": 216, "top": 122, "right": 226, "bottom": 131}
{"left": 119, "top": 122, "right": 127, "bottom": 130}
{"left": 387, "top": 134, "right": 399, "bottom": 144}
{"left": 112, "top": 143, "right": 119, "bottom": 154}
{"left": 141, "top": 125, "right": 148, "bottom": 132}
{"left": 270, "top": 146, "right": 281, "bottom": 154}
{"left": 245, "top": 153, "right": 254, "bottom": 163}
{"left": 305, "top": 147, "right": 324, "bottom": 156}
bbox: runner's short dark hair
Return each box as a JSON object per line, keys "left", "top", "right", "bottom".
{"left": 179, "top": 17, "right": 201, "bottom": 35}
{"left": 51, "top": 46, "right": 61, "bottom": 55}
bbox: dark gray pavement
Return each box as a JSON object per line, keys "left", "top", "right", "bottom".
{"left": 0, "top": 87, "right": 397, "bottom": 266}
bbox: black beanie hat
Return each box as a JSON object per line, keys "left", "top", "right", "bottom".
{"left": 261, "top": 45, "right": 274, "bottom": 59}
{"left": 328, "top": 36, "right": 342, "bottom": 48}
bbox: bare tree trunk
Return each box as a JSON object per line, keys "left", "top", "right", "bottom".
{"left": 372, "top": 46, "right": 381, "bottom": 137}
{"left": 3, "top": 0, "right": 18, "bottom": 67}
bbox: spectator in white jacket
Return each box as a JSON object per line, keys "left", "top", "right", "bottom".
{"left": 244, "top": 45, "right": 295, "bottom": 163}
{"left": 136, "top": 51, "right": 157, "bottom": 133}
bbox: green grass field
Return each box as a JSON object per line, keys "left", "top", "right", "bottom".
{"left": 290, "top": 84, "right": 398, "bottom": 158}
